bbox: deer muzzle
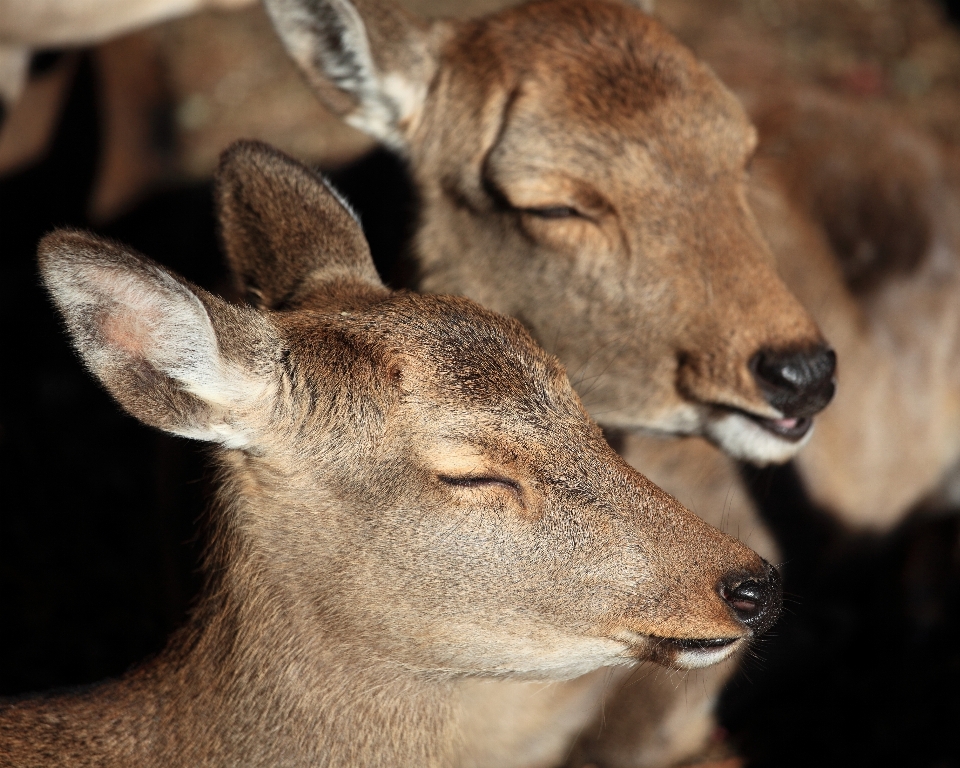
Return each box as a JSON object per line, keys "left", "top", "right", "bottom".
{"left": 643, "top": 560, "right": 783, "bottom": 670}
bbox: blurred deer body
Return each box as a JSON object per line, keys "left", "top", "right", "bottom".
{"left": 0, "top": 141, "right": 779, "bottom": 767}
{"left": 741, "top": 87, "right": 960, "bottom": 530}
{"left": 0, "top": 0, "right": 254, "bottom": 112}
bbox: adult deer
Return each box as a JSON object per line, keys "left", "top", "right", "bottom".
{"left": 0, "top": 141, "right": 780, "bottom": 767}
{"left": 265, "top": 0, "right": 830, "bottom": 765}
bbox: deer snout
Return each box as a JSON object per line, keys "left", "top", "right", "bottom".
{"left": 719, "top": 561, "right": 782, "bottom": 636}
{"left": 750, "top": 344, "right": 837, "bottom": 421}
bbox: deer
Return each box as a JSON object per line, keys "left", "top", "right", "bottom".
{"left": 266, "top": 0, "right": 836, "bottom": 468}
{"left": 0, "top": 0, "right": 255, "bottom": 126}
{"left": 0, "top": 139, "right": 781, "bottom": 767}
{"left": 263, "top": 0, "right": 831, "bottom": 765}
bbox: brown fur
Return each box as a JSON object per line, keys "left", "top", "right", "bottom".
{"left": 744, "top": 87, "right": 960, "bottom": 529}
{"left": 439, "top": 433, "right": 768, "bottom": 768}
{"left": 0, "top": 141, "right": 774, "bottom": 767}
{"left": 259, "top": 1, "right": 830, "bottom": 766}
{"left": 266, "top": 0, "right": 834, "bottom": 466}
{"left": 264, "top": 1, "right": 819, "bottom": 765}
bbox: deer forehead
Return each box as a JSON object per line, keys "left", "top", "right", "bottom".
{"left": 276, "top": 294, "right": 577, "bottom": 420}
{"left": 431, "top": 22, "right": 755, "bottom": 209}
{"left": 458, "top": 0, "right": 686, "bottom": 75}
{"left": 490, "top": 86, "right": 753, "bottom": 179}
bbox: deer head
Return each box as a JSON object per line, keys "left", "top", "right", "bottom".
{"left": 38, "top": 141, "right": 779, "bottom": 687}
{"left": 264, "top": 0, "right": 836, "bottom": 465}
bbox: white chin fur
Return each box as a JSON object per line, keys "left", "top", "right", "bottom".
{"left": 674, "top": 638, "right": 744, "bottom": 670}
{"left": 705, "top": 412, "right": 813, "bottom": 465}
{"left": 468, "top": 635, "right": 635, "bottom": 681}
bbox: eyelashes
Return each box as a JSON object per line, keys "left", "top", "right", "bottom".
{"left": 520, "top": 205, "right": 582, "bottom": 219}
{"left": 438, "top": 474, "right": 522, "bottom": 494}
{"left": 480, "top": 176, "right": 584, "bottom": 221}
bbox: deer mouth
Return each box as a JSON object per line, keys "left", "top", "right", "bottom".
{"left": 660, "top": 636, "right": 743, "bottom": 669}
{"left": 670, "top": 637, "right": 739, "bottom": 651}
{"left": 620, "top": 633, "right": 743, "bottom": 670}
{"left": 745, "top": 413, "right": 813, "bottom": 442}
{"left": 613, "top": 628, "right": 745, "bottom": 669}
{"left": 701, "top": 407, "right": 816, "bottom": 464}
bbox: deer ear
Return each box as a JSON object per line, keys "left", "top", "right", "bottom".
{"left": 215, "top": 140, "right": 383, "bottom": 310}
{"left": 264, "top": 0, "right": 445, "bottom": 150}
{"left": 39, "top": 230, "right": 279, "bottom": 448}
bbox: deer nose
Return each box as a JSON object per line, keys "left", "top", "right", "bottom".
{"left": 719, "top": 562, "right": 782, "bottom": 636}
{"left": 750, "top": 344, "right": 836, "bottom": 418}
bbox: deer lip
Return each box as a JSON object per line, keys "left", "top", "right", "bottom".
{"left": 615, "top": 630, "right": 744, "bottom": 667}
{"left": 666, "top": 636, "right": 739, "bottom": 652}
{"left": 708, "top": 403, "right": 814, "bottom": 442}
{"left": 744, "top": 413, "right": 812, "bottom": 441}
{"left": 662, "top": 635, "right": 743, "bottom": 668}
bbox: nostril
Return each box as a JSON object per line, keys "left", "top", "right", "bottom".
{"left": 750, "top": 344, "right": 837, "bottom": 418}
{"left": 719, "top": 562, "right": 783, "bottom": 636}
{"left": 721, "top": 581, "right": 763, "bottom": 616}
{"left": 721, "top": 580, "right": 763, "bottom": 619}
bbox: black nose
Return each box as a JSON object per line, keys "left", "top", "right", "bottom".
{"left": 719, "top": 562, "right": 782, "bottom": 636}
{"left": 750, "top": 344, "right": 836, "bottom": 418}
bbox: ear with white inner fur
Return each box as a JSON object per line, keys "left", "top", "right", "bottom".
{"left": 39, "top": 230, "right": 279, "bottom": 448}
{"left": 216, "top": 140, "right": 383, "bottom": 310}
{"left": 263, "top": 0, "right": 445, "bottom": 150}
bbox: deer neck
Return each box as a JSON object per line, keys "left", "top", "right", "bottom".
{"left": 5, "top": 471, "right": 458, "bottom": 768}
{"left": 155, "top": 478, "right": 460, "bottom": 767}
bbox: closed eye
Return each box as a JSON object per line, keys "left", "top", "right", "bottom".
{"left": 520, "top": 205, "right": 582, "bottom": 219}
{"left": 438, "top": 474, "right": 522, "bottom": 494}
{"left": 480, "top": 175, "right": 583, "bottom": 220}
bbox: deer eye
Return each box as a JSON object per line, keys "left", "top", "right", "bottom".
{"left": 520, "top": 205, "right": 581, "bottom": 219}
{"left": 438, "top": 474, "right": 521, "bottom": 494}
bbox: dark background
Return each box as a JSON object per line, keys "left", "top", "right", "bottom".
{"left": 2, "top": 17, "right": 960, "bottom": 766}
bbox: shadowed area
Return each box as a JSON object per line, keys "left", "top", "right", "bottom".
{"left": 0, "top": 55, "right": 209, "bottom": 696}
{"left": 724, "top": 463, "right": 960, "bottom": 768}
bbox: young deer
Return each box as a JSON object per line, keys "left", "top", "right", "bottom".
{"left": 642, "top": 3, "right": 960, "bottom": 531}
{"left": 264, "top": 0, "right": 823, "bottom": 765}
{"left": 0, "top": 141, "right": 780, "bottom": 767}
{"left": 266, "top": 0, "right": 836, "bottom": 467}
